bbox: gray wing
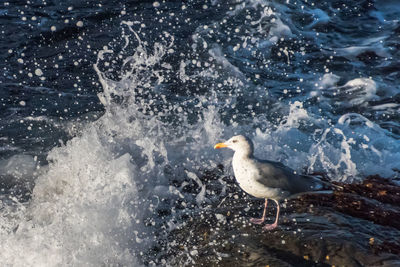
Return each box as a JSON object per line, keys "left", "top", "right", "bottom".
{"left": 254, "top": 158, "right": 328, "bottom": 195}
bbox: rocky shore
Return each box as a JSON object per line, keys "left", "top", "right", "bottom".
{"left": 165, "top": 176, "right": 400, "bottom": 266}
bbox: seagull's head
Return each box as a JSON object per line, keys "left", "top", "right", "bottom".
{"left": 214, "top": 135, "right": 254, "bottom": 156}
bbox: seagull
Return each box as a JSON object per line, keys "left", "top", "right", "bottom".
{"left": 214, "top": 135, "right": 333, "bottom": 230}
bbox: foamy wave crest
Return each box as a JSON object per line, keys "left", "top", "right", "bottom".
{"left": 250, "top": 101, "right": 400, "bottom": 182}
{"left": 0, "top": 22, "right": 229, "bottom": 266}
{"left": 308, "top": 113, "right": 400, "bottom": 181}
{"left": 0, "top": 126, "right": 138, "bottom": 266}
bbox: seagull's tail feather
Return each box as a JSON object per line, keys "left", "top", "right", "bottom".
{"left": 306, "top": 172, "right": 344, "bottom": 189}
{"left": 330, "top": 182, "right": 343, "bottom": 190}
{"left": 317, "top": 179, "right": 343, "bottom": 191}
{"left": 286, "top": 190, "right": 334, "bottom": 200}
{"left": 301, "top": 174, "right": 343, "bottom": 191}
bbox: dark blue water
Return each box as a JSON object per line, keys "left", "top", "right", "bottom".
{"left": 0, "top": 0, "right": 399, "bottom": 265}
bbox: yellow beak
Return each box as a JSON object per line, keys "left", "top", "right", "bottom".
{"left": 214, "top": 143, "right": 228, "bottom": 149}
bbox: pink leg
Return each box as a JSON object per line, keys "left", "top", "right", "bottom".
{"left": 250, "top": 199, "right": 268, "bottom": 224}
{"left": 263, "top": 199, "right": 280, "bottom": 230}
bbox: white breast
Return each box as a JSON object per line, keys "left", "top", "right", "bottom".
{"left": 232, "top": 155, "right": 283, "bottom": 199}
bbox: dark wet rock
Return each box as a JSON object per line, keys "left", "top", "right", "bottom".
{"left": 165, "top": 176, "right": 400, "bottom": 266}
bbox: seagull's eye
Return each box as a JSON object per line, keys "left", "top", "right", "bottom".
{"left": 232, "top": 140, "right": 238, "bottom": 143}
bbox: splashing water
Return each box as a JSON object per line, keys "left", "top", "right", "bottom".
{"left": 1, "top": 0, "right": 400, "bottom": 265}
{"left": 0, "top": 21, "right": 231, "bottom": 266}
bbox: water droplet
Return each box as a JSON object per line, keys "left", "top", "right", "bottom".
{"left": 35, "top": 69, "right": 43, "bottom": 76}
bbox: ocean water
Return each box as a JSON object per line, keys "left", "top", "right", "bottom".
{"left": 0, "top": 0, "right": 399, "bottom": 265}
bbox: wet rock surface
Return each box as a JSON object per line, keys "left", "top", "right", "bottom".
{"left": 165, "top": 176, "right": 400, "bottom": 266}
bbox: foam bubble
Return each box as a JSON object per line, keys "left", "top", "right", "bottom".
{"left": 34, "top": 69, "right": 43, "bottom": 76}
{"left": 322, "top": 78, "right": 378, "bottom": 108}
